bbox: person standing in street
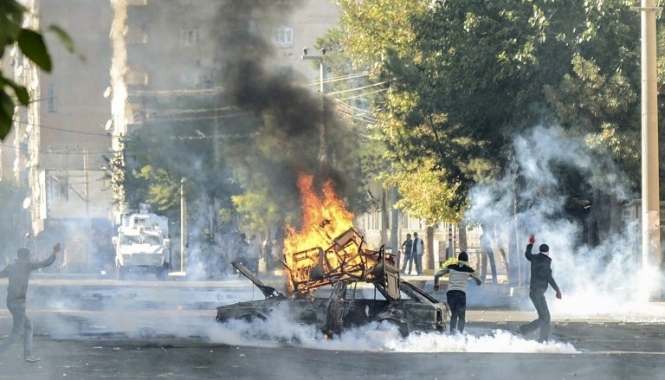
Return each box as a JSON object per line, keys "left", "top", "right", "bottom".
{"left": 0, "top": 243, "right": 60, "bottom": 363}
{"left": 433, "top": 251, "right": 482, "bottom": 334}
{"left": 400, "top": 234, "right": 414, "bottom": 275}
{"left": 517, "top": 235, "right": 562, "bottom": 343}
{"left": 412, "top": 232, "right": 425, "bottom": 276}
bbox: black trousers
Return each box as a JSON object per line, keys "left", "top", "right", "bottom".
{"left": 519, "top": 289, "right": 551, "bottom": 342}
{"left": 446, "top": 290, "right": 467, "bottom": 333}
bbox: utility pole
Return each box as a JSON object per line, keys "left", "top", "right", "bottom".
{"left": 633, "top": 1, "right": 662, "bottom": 300}
{"left": 301, "top": 49, "right": 326, "bottom": 162}
{"left": 180, "top": 178, "right": 187, "bottom": 273}
{"left": 83, "top": 149, "right": 90, "bottom": 219}
{"left": 83, "top": 148, "right": 91, "bottom": 272}
{"left": 390, "top": 187, "right": 399, "bottom": 258}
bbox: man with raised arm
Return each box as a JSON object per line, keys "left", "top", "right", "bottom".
{"left": 0, "top": 243, "right": 60, "bottom": 363}
{"left": 517, "top": 235, "right": 562, "bottom": 343}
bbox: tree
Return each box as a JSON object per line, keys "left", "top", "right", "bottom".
{"left": 122, "top": 93, "right": 241, "bottom": 230}
{"left": 337, "top": 0, "right": 659, "bottom": 224}
{"left": 335, "top": 0, "right": 472, "bottom": 223}
{"left": 330, "top": 0, "right": 665, "bottom": 285}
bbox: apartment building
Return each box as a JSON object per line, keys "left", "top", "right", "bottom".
{"left": 1, "top": 0, "right": 113, "bottom": 269}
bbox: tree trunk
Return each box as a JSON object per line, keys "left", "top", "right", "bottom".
{"left": 458, "top": 223, "right": 468, "bottom": 252}
{"left": 380, "top": 189, "right": 389, "bottom": 246}
{"left": 426, "top": 226, "right": 435, "bottom": 271}
{"left": 508, "top": 187, "right": 520, "bottom": 286}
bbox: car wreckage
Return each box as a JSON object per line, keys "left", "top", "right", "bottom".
{"left": 216, "top": 227, "right": 450, "bottom": 337}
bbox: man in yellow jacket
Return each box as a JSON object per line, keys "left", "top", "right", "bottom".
{"left": 433, "top": 251, "right": 482, "bottom": 334}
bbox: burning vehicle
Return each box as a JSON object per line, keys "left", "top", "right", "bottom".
{"left": 216, "top": 175, "right": 449, "bottom": 337}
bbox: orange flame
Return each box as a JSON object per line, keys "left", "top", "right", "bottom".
{"left": 283, "top": 173, "right": 355, "bottom": 292}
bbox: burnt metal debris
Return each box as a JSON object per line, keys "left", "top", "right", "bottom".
{"left": 216, "top": 227, "right": 450, "bottom": 337}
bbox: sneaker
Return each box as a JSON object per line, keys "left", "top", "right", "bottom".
{"left": 24, "top": 356, "right": 41, "bottom": 363}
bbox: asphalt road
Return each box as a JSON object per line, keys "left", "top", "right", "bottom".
{"left": 0, "top": 275, "right": 662, "bottom": 380}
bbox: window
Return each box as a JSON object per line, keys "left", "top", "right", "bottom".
{"left": 273, "top": 25, "right": 293, "bottom": 46}
{"left": 47, "top": 84, "right": 57, "bottom": 112}
{"left": 181, "top": 28, "right": 200, "bottom": 45}
{"left": 50, "top": 175, "right": 68, "bottom": 200}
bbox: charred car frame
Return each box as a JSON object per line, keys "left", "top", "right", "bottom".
{"left": 216, "top": 228, "right": 449, "bottom": 337}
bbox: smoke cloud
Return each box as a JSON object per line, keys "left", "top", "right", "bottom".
{"left": 466, "top": 125, "right": 654, "bottom": 318}
{"left": 212, "top": 0, "right": 353, "bottom": 209}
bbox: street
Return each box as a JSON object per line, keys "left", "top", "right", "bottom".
{"left": 0, "top": 275, "right": 662, "bottom": 380}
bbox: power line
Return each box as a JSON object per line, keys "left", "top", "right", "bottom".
{"left": 334, "top": 88, "right": 387, "bottom": 101}
{"left": 131, "top": 87, "right": 224, "bottom": 96}
{"left": 14, "top": 120, "right": 109, "bottom": 137}
{"left": 326, "top": 82, "right": 388, "bottom": 96}
{"left": 146, "top": 106, "right": 239, "bottom": 115}
{"left": 309, "top": 72, "right": 370, "bottom": 86}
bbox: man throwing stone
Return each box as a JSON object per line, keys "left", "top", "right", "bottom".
{"left": 0, "top": 243, "right": 60, "bottom": 363}
{"left": 517, "top": 235, "right": 561, "bottom": 343}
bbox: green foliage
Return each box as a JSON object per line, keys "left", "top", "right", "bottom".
{"left": 17, "top": 28, "right": 52, "bottom": 71}
{"left": 337, "top": 0, "right": 658, "bottom": 222}
{"left": 123, "top": 94, "right": 242, "bottom": 225}
{"left": 379, "top": 158, "right": 465, "bottom": 224}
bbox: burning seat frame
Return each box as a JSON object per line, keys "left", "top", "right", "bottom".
{"left": 281, "top": 227, "right": 401, "bottom": 302}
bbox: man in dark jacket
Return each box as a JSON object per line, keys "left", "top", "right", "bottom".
{"left": 0, "top": 243, "right": 60, "bottom": 363}
{"left": 400, "top": 234, "right": 414, "bottom": 275}
{"left": 517, "top": 235, "right": 562, "bottom": 343}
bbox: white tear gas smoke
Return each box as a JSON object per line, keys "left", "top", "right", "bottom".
{"left": 207, "top": 306, "right": 578, "bottom": 354}
{"left": 36, "top": 286, "right": 583, "bottom": 353}
{"left": 467, "top": 125, "right": 655, "bottom": 318}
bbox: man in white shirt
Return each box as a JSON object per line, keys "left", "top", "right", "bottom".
{"left": 412, "top": 232, "right": 425, "bottom": 276}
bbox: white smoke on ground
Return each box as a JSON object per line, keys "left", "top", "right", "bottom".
{"left": 466, "top": 125, "right": 651, "bottom": 318}
{"left": 37, "top": 287, "right": 580, "bottom": 354}
{"left": 205, "top": 306, "right": 578, "bottom": 354}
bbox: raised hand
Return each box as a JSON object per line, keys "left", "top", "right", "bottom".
{"left": 53, "top": 243, "right": 61, "bottom": 254}
{"left": 529, "top": 234, "right": 536, "bottom": 245}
